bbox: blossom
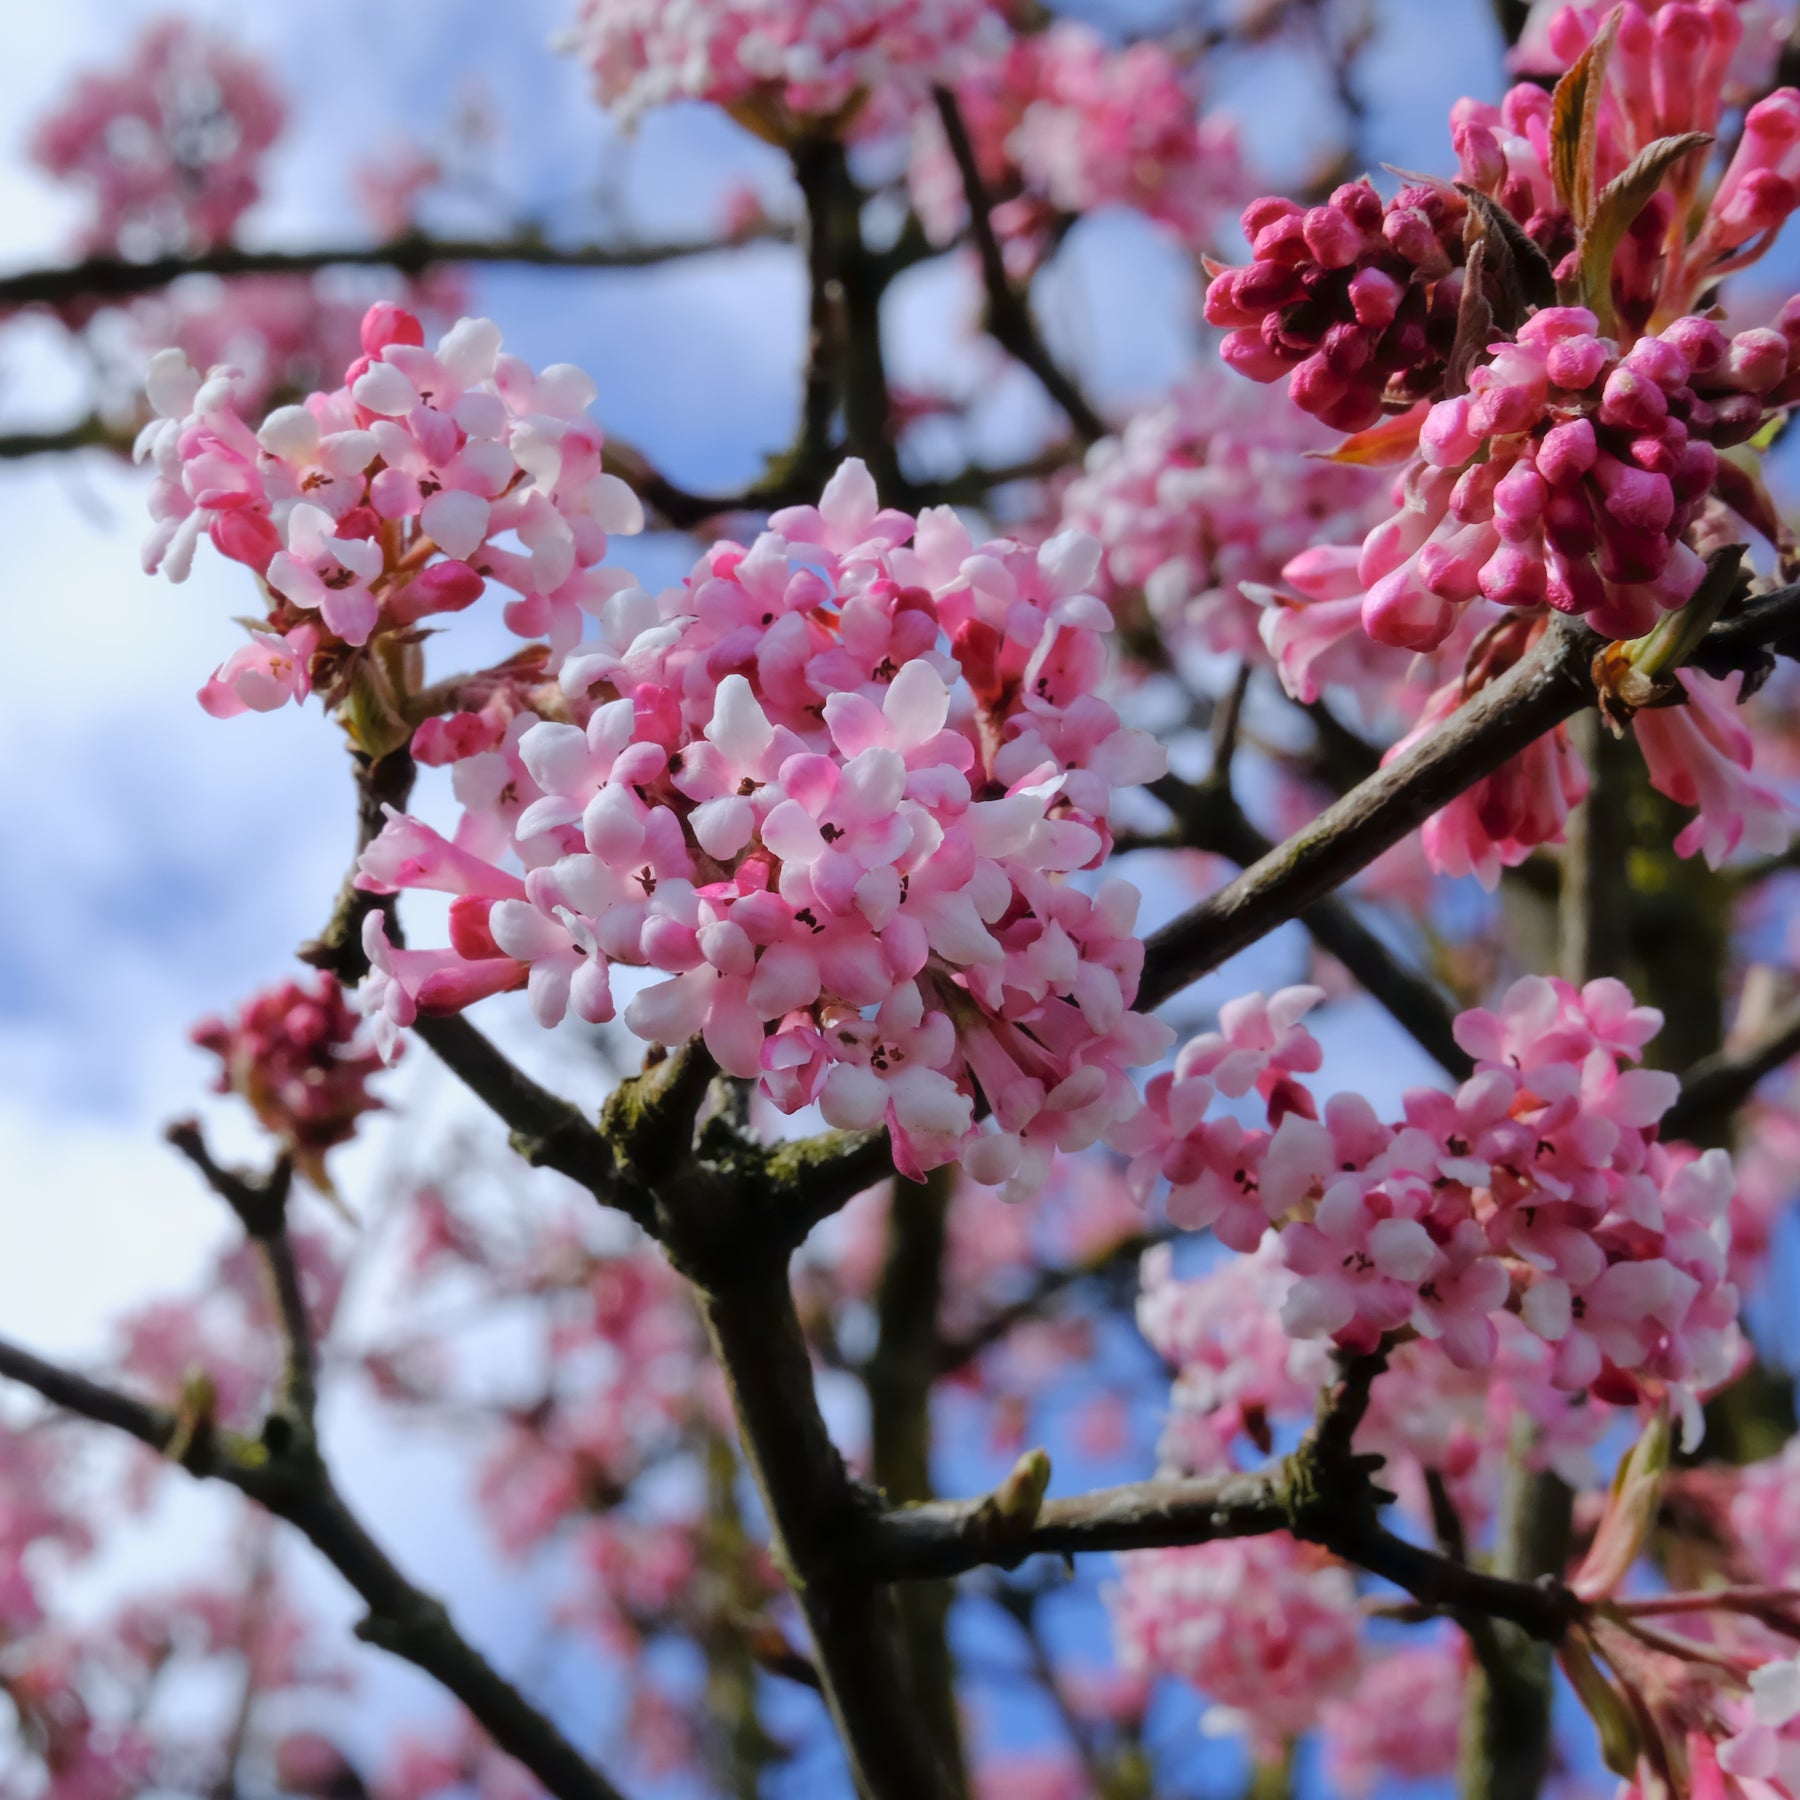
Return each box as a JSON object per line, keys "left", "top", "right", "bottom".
{"left": 559, "top": 0, "right": 1004, "bottom": 139}
{"left": 138, "top": 304, "right": 642, "bottom": 726}
{"left": 909, "top": 22, "right": 1245, "bottom": 273}
{"left": 1111, "top": 1536, "right": 1363, "bottom": 1753}
{"left": 1321, "top": 1637, "right": 1467, "bottom": 1798}
{"left": 355, "top": 458, "right": 1172, "bottom": 1194}
{"left": 29, "top": 19, "right": 283, "bottom": 257}
{"left": 1057, "top": 368, "right": 1384, "bottom": 661}
{"left": 1133, "top": 976, "right": 1742, "bottom": 1422}
{"left": 190, "top": 974, "right": 388, "bottom": 1185}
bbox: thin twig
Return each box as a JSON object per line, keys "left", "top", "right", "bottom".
{"left": 166, "top": 1121, "right": 318, "bottom": 1425}
{"left": 930, "top": 87, "right": 1105, "bottom": 443}
{"left": 0, "top": 228, "right": 792, "bottom": 311}
{"left": 1146, "top": 774, "right": 1471, "bottom": 1076}
{"left": 0, "top": 1336, "right": 634, "bottom": 1800}
{"left": 1664, "top": 998, "right": 1800, "bottom": 1140}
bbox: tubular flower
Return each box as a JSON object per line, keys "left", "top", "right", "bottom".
{"left": 352, "top": 459, "right": 1174, "bottom": 1195}
{"left": 1058, "top": 368, "right": 1385, "bottom": 660}
{"left": 1350, "top": 307, "right": 1789, "bottom": 653}
{"left": 136, "top": 303, "right": 642, "bottom": 729}
{"left": 1129, "top": 977, "right": 1741, "bottom": 1434}
{"left": 558, "top": 0, "right": 1004, "bottom": 141}
{"left": 1203, "top": 180, "right": 1470, "bottom": 432}
{"left": 190, "top": 975, "right": 388, "bottom": 1186}
{"left": 1110, "top": 1537, "right": 1364, "bottom": 1754}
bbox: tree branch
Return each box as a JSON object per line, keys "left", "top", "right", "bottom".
{"left": 930, "top": 87, "right": 1106, "bottom": 443}
{"left": 0, "top": 1337, "right": 634, "bottom": 1800}
{"left": 166, "top": 1120, "right": 318, "bottom": 1426}
{"left": 1664, "top": 997, "right": 1800, "bottom": 1140}
{"left": 866, "top": 1170, "right": 968, "bottom": 1796}
{"left": 1138, "top": 590, "right": 1800, "bottom": 1013}
{"left": 1146, "top": 773, "right": 1472, "bottom": 1075}
{"left": 0, "top": 229, "right": 791, "bottom": 311}
{"left": 693, "top": 1256, "right": 955, "bottom": 1800}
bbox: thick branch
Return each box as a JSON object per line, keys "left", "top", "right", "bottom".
{"left": 409, "top": 1015, "right": 633, "bottom": 1220}
{"left": 930, "top": 88, "right": 1105, "bottom": 443}
{"left": 0, "top": 1338, "right": 632, "bottom": 1800}
{"left": 1138, "top": 590, "right": 1800, "bottom": 1012}
{"left": 0, "top": 229, "right": 789, "bottom": 311}
{"left": 1148, "top": 774, "right": 1471, "bottom": 1076}
{"left": 695, "top": 1257, "right": 954, "bottom": 1800}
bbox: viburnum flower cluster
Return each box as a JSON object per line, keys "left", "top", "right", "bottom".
{"left": 1125, "top": 976, "right": 1740, "bottom": 1432}
{"left": 559, "top": 0, "right": 1005, "bottom": 140}
{"left": 1056, "top": 367, "right": 1384, "bottom": 661}
{"left": 352, "top": 457, "right": 1174, "bottom": 1193}
{"left": 909, "top": 20, "right": 1246, "bottom": 274}
{"left": 1208, "top": 0, "right": 1800, "bottom": 885}
{"left": 1110, "top": 1536, "right": 1363, "bottom": 1752}
{"left": 136, "top": 302, "right": 643, "bottom": 728}
{"left": 29, "top": 17, "right": 284, "bottom": 259}
{"left": 190, "top": 973, "right": 389, "bottom": 1190}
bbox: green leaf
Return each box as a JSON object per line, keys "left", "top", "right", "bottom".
{"left": 1551, "top": 11, "right": 1620, "bottom": 229}
{"left": 1578, "top": 131, "right": 1713, "bottom": 321}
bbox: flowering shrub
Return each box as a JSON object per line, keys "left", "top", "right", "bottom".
{"left": 10, "top": 3, "right": 1800, "bottom": 1798}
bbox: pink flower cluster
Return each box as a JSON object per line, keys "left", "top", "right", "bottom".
{"left": 559, "top": 0, "right": 1004, "bottom": 138}
{"left": 910, "top": 21, "right": 1245, "bottom": 273}
{"left": 29, "top": 19, "right": 284, "bottom": 259}
{"left": 1203, "top": 180, "right": 1469, "bottom": 431}
{"left": 1141, "top": 1235, "right": 1615, "bottom": 1524}
{"left": 1513, "top": 0, "right": 1788, "bottom": 107}
{"left": 1459, "top": 32, "right": 1800, "bottom": 329}
{"left": 190, "top": 974, "right": 389, "bottom": 1185}
{"left": 1320, "top": 1637, "right": 1467, "bottom": 1797}
{"left": 1364, "top": 306, "right": 1796, "bottom": 651}
{"left": 1125, "top": 976, "right": 1742, "bottom": 1432}
{"left": 1110, "top": 1536, "right": 1363, "bottom": 1752}
{"left": 353, "top": 458, "right": 1173, "bottom": 1193}
{"left": 1057, "top": 368, "right": 1383, "bottom": 660}
{"left": 1728, "top": 1439, "right": 1800, "bottom": 1587}
{"left": 136, "top": 302, "right": 643, "bottom": 718}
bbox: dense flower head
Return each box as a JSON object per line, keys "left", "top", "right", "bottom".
{"left": 1203, "top": 179, "right": 1471, "bottom": 432}
{"left": 910, "top": 22, "right": 1246, "bottom": 273}
{"left": 559, "top": 0, "right": 1004, "bottom": 140}
{"left": 1353, "top": 306, "right": 1796, "bottom": 652}
{"left": 351, "top": 458, "right": 1174, "bottom": 1194}
{"left": 136, "top": 303, "right": 643, "bottom": 726}
{"left": 1057, "top": 367, "right": 1384, "bottom": 660}
{"left": 125, "top": 268, "right": 465, "bottom": 418}
{"left": 1512, "top": 0, "right": 1788, "bottom": 107}
{"left": 1141, "top": 1235, "right": 1616, "bottom": 1518}
{"left": 1126, "top": 975, "right": 1742, "bottom": 1435}
{"left": 1110, "top": 1536, "right": 1364, "bottom": 1751}
{"left": 1320, "top": 1637, "right": 1468, "bottom": 1797}
{"left": 29, "top": 19, "right": 284, "bottom": 258}
{"left": 190, "top": 973, "right": 388, "bottom": 1185}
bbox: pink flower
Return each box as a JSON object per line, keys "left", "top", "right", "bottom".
{"left": 1635, "top": 669, "right": 1791, "bottom": 867}
{"left": 196, "top": 624, "right": 318, "bottom": 719}
{"left": 30, "top": 19, "right": 283, "bottom": 257}
{"left": 1111, "top": 1536, "right": 1363, "bottom": 1753}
